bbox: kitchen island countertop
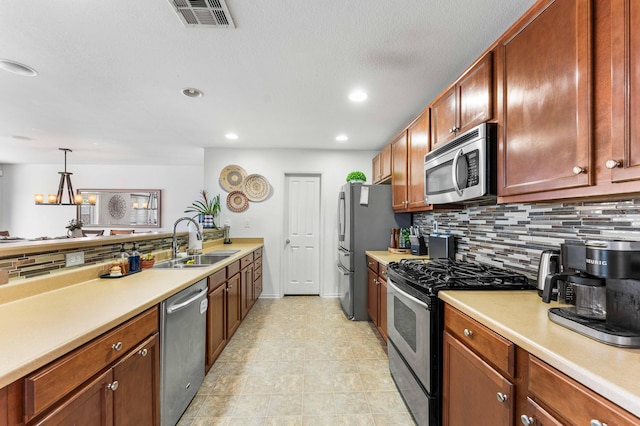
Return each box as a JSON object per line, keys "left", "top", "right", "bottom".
{"left": 439, "top": 290, "right": 640, "bottom": 418}
{"left": 0, "top": 240, "right": 263, "bottom": 389}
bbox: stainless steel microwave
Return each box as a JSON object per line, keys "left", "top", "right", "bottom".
{"left": 424, "top": 122, "right": 497, "bottom": 204}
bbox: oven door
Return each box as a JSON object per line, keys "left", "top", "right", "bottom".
{"left": 387, "top": 279, "right": 432, "bottom": 394}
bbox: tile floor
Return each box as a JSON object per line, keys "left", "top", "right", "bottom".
{"left": 177, "top": 296, "right": 416, "bottom": 426}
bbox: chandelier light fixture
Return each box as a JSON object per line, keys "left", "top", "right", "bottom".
{"left": 34, "top": 148, "right": 96, "bottom": 206}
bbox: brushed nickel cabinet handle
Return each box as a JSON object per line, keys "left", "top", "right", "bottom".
{"left": 496, "top": 392, "right": 508, "bottom": 403}
{"left": 139, "top": 348, "right": 148, "bottom": 357}
{"left": 520, "top": 415, "right": 535, "bottom": 425}
{"left": 112, "top": 342, "right": 123, "bottom": 351}
{"left": 107, "top": 380, "right": 119, "bottom": 391}
{"left": 590, "top": 420, "right": 608, "bottom": 426}
{"left": 463, "top": 328, "right": 473, "bottom": 337}
{"left": 572, "top": 166, "right": 587, "bottom": 175}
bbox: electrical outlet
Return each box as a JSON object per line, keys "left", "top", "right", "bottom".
{"left": 66, "top": 251, "right": 85, "bottom": 267}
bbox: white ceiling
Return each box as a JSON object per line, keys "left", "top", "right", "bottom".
{"left": 0, "top": 0, "right": 536, "bottom": 166}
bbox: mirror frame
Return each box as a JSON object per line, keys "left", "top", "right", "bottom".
{"left": 76, "top": 189, "right": 161, "bottom": 228}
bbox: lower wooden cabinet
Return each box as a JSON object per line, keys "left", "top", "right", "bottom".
{"left": 18, "top": 308, "right": 160, "bottom": 425}
{"left": 442, "top": 330, "right": 514, "bottom": 425}
{"left": 444, "top": 304, "right": 640, "bottom": 426}
{"left": 366, "top": 257, "right": 388, "bottom": 343}
{"left": 206, "top": 269, "right": 228, "bottom": 371}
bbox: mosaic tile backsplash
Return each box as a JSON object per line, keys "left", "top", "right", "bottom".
{"left": 413, "top": 198, "right": 640, "bottom": 281}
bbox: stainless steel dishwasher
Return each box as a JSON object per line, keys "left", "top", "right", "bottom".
{"left": 160, "top": 278, "right": 208, "bottom": 426}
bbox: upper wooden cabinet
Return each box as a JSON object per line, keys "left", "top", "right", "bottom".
{"left": 496, "top": 0, "right": 593, "bottom": 198}
{"left": 391, "top": 131, "right": 409, "bottom": 210}
{"left": 372, "top": 143, "right": 392, "bottom": 184}
{"left": 610, "top": 0, "right": 640, "bottom": 183}
{"left": 407, "top": 110, "right": 430, "bottom": 210}
{"left": 431, "top": 52, "right": 493, "bottom": 150}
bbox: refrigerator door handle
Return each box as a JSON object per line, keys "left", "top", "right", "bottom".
{"left": 338, "top": 191, "right": 346, "bottom": 241}
{"left": 338, "top": 246, "right": 350, "bottom": 255}
{"left": 337, "top": 262, "right": 351, "bottom": 275}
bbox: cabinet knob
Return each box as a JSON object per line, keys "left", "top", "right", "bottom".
{"left": 520, "top": 415, "right": 535, "bottom": 425}
{"left": 463, "top": 328, "right": 473, "bottom": 337}
{"left": 605, "top": 159, "right": 622, "bottom": 169}
{"left": 496, "top": 392, "right": 508, "bottom": 403}
{"left": 107, "top": 380, "right": 119, "bottom": 391}
{"left": 590, "top": 421, "right": 608, "bottom": 426}
{"left": 112, "top": 342, "right": 123, "bottom": 351}
{"left": 138, "top": 348, "right": 148, "bottom": 357}
{"left": 449, "top": 127, "right": 456, "bottom": 134}
{"left": 572, "top": 166, "right": 587, "bottom": 175}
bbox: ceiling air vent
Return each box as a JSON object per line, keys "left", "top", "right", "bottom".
{"left": 169, "top": 0, "right": 236, "bottom": 28}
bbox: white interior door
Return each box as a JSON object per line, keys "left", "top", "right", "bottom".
{"left": 284, "top": 174, "right": 321, "bottom": 295}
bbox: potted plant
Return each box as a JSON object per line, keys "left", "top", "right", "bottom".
{"left": 185, "top": 190, "right": 221, "bottom": 229}
{"left": 140, "top": 253, "right": 156, "bottom": 269}
{"left": 65, "top": 219, "right": 84, "bottom": 238}
{"left": 346, "top": 171, "right": 366, "bottom": 183}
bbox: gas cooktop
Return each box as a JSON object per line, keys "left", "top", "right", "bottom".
{"left": 387, "top": 258, "right": 532, "bottom": 296}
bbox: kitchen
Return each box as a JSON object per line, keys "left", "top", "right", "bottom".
{"left": 2, "top": 0, "right": 640, "bottom": 425}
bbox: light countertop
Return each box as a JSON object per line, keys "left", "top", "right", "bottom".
{"left": 365, "top": 250, "right": 429, "bottom": 265}
{"left": 0, "top": 240, "right": 263, "bottom": 389}
{"left": 439, "top": 290, "right": 640, "bottom": 418}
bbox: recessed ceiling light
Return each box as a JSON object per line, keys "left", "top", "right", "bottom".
{"left": 182, "top": 87, "right": 203, "bottom": 98}
{"left": 348, "top": 90, "right": 368, "bottom": 102}
{"left": 336, "top": 135, "right": 349, "bottom": 142}
{"left": 225, "top": 133, "right": 239, "bottom": 140}
{"left": 0, "top": 59, "right": 37, "bottom": 76}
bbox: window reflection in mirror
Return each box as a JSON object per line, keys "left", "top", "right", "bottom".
{"left": 76, "top": 189, "right": 161, "bottom": 228}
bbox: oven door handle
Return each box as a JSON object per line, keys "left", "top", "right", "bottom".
{"left": 451, "top": 148, "right": 464, "bottom": 196}
{"left": 388, "top": 280, "right": 431, "bottom": 311}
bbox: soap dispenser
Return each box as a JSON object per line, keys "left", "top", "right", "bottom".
{"left": 129, "top": 243, "right": 141, "bottom": 273}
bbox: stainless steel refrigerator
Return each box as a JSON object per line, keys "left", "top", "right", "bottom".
{"left": 337, "top": 183, "right": 410, "bottom": 320}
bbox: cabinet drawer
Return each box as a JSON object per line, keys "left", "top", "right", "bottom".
{"left": 253, "top": 258, "right": 262, "bottom": 280}
{"left": 227, "top": 260, "right": 240, "bottom": 277}
{"left": 378, "top": 264, "right": 388, "bottom": 281}
{"left": 24, "top": 307, "right": 158, "bottom": 419}
{"left": 208, "top": 268, "right": 226, "bottom": 291}
{"left": 253, "top": 247, "right": 262, "bottom": 259}
{"left": 240, "top": 254, "right": 253, "bottom": 270}
{"left": 366, "top": 256, "right": 378, "bottom": 274}
{"left": 529, "top": 356, "right": 640, "bottom": 425}
{"left": 444, "top": 305, "right": 515, "bottom": 377}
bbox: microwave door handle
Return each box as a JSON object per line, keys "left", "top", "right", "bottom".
{"left": 451, "top": 148, "right": 464, "bottom": 196}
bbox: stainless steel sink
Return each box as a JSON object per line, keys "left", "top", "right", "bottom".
{"left": 153, "top": 250, "right": 240, "bottom": 269}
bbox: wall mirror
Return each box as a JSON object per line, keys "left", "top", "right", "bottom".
{"left": 76, "top": 189, "right": 161, "bottom": 228}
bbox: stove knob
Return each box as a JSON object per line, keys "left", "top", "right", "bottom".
{"left": 463, "top": 328, "right": 473, "bottom": 338}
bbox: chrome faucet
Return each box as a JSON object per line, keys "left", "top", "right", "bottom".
{"left": 172, "top": 217, "right": 203, "bottom": 259}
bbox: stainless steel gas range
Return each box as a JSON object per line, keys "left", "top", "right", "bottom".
{"left": 386, "top": 258, "right": 532, "bottom": 425}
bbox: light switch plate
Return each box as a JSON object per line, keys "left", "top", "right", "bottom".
{"left": 66, "top": 251, "right": 85, "bottom": 267}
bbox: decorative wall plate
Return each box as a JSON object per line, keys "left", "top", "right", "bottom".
{"left": 107, "top": 194, "right": 127, "bottom": 220}
{"left": 242, "top": 174, "right": 270, "bottom": 202}
{"left": 219, "top": 165, "right": 247, "bottom": 192}
{"left": 227, "top": 191, "right": 249, "bottom": 212}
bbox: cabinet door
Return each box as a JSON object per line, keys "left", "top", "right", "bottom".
{"left": 458, "top": 52, "right": 493, "bottom": 134}
{"left": 442, "top": 331, "right": 514, "bottom": 426}
{"left": 498, "top": 0, "right": 593, "bottom": 197}
{"left": 521, "top": 397, "right": 563, "bottom": 426}
{"left": 113, "top": 334, "right": 160, "bottom": 426}
{"left": 378, "top": 276, "right": 388, "bottom": 343}
{"left": 391, "top": 131, "right": 408, "bottom": 210}
{"left": 241, "top": 265, "right": 254, "bottom": 319}
{"left": 207, "top": 284, "right": 227, "bottom": 368}
{"left": 34, "top": 369, "right": 114, "bottom": 426}
{"left": 431, "top": 86, "right": 458, "bottom": 149}
{"left": 226, "top": 273, "right": 241, "bottom": 338}
{"left": 407, "top": 110, "right": 429, "bottom": 210}
{"left": 366, "top": 268, "right": 379, "bottom": 325}
{"left": 610, "top": 0, "right": 640, "bottom": 182}
{"left": 380, "top": 143, "right": 392, "bottom": 181}
{"left": 372, "top": 153, "right": 381, "bottom": 183}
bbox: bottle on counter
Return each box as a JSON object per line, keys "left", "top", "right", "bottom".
{"left": 129, "top": 243, "right": 140, "bottom": 273}
{"left": 119, "top": 243, "right": 130, "bottom": 275}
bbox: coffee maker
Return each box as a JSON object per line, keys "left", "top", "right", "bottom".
{"left": 541, "top": 240, "right": 640, "bottom": 347}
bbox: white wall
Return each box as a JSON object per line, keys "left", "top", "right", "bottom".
{"left": 203, "top": 148, "right": 376, "bottom": 299}
{"left": 0, "top": 164, "right": 204, "bottom": 238}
